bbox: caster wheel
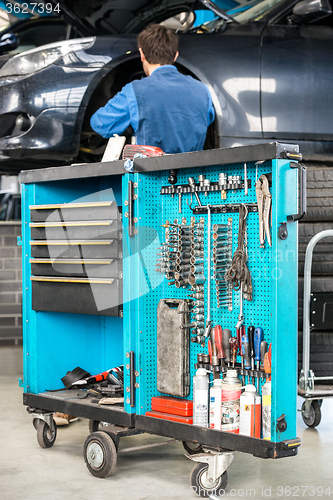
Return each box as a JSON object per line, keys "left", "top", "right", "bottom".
{"left": 84, "top": 431, "right": 117, "bottom": 478}
{"left": 190, "top": 462, "right": 227, "bottom": 498}
{"left": 182, "top": 441, "right": 204, "bottom": 455}
{"left": 301, "top": 400, "right": 321, "bottom": 428}
{"left": 36, "top": 420, "right": 57, "bottom": 448}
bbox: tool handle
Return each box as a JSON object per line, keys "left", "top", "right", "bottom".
{"left": 215, "top": 324, "right": 224, "bottom": 359}
{"left": 242, "top": 335, "right": 251, "bottom": 369}
{"left": 287, "top": 163, "right": 307, "bottom": 222}
{"left": 229, "top": 337, "right": 238, "bottom": 364}
{"left": 208, "top": 339, "right": 212, "bottom": 365}
{"left": 236, "top": 328, "right": 241, "bottom": 352}
{"left": 248, "top": 325, "right": 255, "bottom": 358}
{"left": 254, "top": 327, "right": 264, "bottom": 361}
{"left": 222, "top": 328, "right": 231, "bottom": 363}
{"left": 260, "top": 341, "right": 268, "bottom": 370}
{"left": 239, "top": 325, "right": 245, "bottom": 356}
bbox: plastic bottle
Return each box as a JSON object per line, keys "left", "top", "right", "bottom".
{"left": 262, "top": 378, "right": 271, "bottom": 440}
{"left": 209, "top": 378, "right": 222, "bottom": 430}
{"left": 193, "top": 367, "right": 209, "bottom": 428}
{"left": 221, "top": 369, "right": 242, "bottom": 434}
{"left": 262, "top": 344, "right": 272, "bottom": 440}
{"left": 240, "top": 384, "right": 261, "bottom": 438}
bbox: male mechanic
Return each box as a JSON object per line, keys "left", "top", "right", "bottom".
{"left": 90, "top": 24, "right": 215, "bottom": 154}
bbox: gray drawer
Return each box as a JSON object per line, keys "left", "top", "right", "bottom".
{"left": 31, "top": 277, "right": 123, "bottom": 317}
{"left": 30, "top": 239, "right": 122, "bottom": 259}
{"left": 30, "top": 220, "right": 121, "bottom": 240}
{"left": 29, "top": 201, "right": 120, "bottom": 222}
{"left": 30, "top": 258, "right": 121, "bottom": 279}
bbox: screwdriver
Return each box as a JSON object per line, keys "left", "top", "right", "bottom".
{"left": 229, "top": 337, "right": 238, "bottom": 368}
{"left": 260, "top": 341, "right": 268, "bottom": 371}
{"left": 222, "top": 329, "right": 232, "bottom": 367}
{"left": 248, "top": 325, "right": 255, "bottom": 383}
{"left": 241, "top": 330, "right": 251, "bottom": 381}
{"left": 237, "top": 325, "right": 245, "bottom": 385}
{"left": 254, "top": 327, "right": 264, "bottom": 391}
{"left": 214, "top": 324, "right": 225, "bottom": 362}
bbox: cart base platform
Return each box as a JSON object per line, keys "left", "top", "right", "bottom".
{"left": 23, "top": 390, "right": 300, "bottom": 460}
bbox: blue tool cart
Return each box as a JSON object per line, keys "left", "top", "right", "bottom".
{"left": 20, "top": 143, "right": 303, "bottom": 496}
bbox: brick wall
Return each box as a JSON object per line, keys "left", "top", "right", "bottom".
{"left": 0, "top": 223, "right": 22, "bottom": 345}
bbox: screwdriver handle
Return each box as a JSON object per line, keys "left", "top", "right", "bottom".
{"left": 229, "top": 337, "right": 238, "bottom": 365}
{"left": 254, "top": 327, "right": 264, "bottom": 361}
{"left": 236, "top": 328, "right": 241, "bottom": 352}
{"left": 208, "top": 338, "right": 212, "bottom": 365}
{"left": 215, "top": 324, "right": 224, "bottom": 359}
{"left": 248, "top": 326, "right": 255, "bottom": 358}
{"left": 242, "top": 334, "right": 251, "bottom": 369}
{"left": 239, "top": 325, "right": 245, "bottom": 357}
{"left": 222, "top": 328, "right": 231, "bottom": 363}
{"left": 260, "top": 341, "right": 268, "bottom": 370}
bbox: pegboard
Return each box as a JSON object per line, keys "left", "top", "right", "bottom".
{"left": 122, "top": 155, "right": 298, "bottom": 443}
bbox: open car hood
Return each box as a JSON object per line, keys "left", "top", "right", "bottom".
{"left": 52, "top": 0, "right": 200, "bottom": 36}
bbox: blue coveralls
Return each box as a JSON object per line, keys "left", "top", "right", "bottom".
{"left": 90, "top": 65, "right": 215, "bottom": 154}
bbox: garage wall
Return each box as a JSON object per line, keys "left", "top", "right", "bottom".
{"left": 0, "top": 222, "right": 22, "bottom": 345}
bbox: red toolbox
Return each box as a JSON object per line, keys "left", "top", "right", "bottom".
{"left": 146, "top": 410, "right": 193, "bottom": 424}
{"left": 151, "top": 396, "right": 193, "bottom": 417}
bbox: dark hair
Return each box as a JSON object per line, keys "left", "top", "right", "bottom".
{"left": 137, "top": 24, "right": 179, "bottom": 65}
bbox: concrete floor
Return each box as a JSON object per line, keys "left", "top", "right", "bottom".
{"left": 0, "top": 347, "right": 332, "bottom": 500}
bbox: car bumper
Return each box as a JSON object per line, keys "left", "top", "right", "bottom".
{"left": 0, "top": 106, "right": 84, "bottom": 167}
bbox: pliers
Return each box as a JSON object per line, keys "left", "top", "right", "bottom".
{"left": 256, "top": 174, "right": 272, "bottom": 248}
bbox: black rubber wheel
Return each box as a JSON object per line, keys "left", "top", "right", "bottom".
{"left": 182, "top": 441, "right": 204, "bottom": 455}
{"left": 190, "top": 462, "right": 228, "bottom": 498}
{"left": 89, "top": 420, "right": 100, "bottom": 433}
{"left": 301, "top": 400, "right": 321, "bottom": 428}
{"left": 83, "top": 431, "right": 117, "bottom": 478}
{"left": 36, "top": 420, "right": 57, "bottom": 448}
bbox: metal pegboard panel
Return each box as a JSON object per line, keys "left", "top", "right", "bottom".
{"left": 131, "top": 162, "right": 273, "bottom": 401}
{"left": 124, "top": 157, "right": 298, "bottom": 443}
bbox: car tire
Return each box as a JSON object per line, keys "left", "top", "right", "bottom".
{"left": 304, "top": 165, "right": 333, "bottom": 221}
{"left": 298, "top": 331, "right": 333, "bottom": 381}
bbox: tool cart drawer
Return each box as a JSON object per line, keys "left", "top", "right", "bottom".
{"left": 30, "top": 258, "right": 121, "bottom": 279}
{"left": 29, "top": 201, "right": 120, "bottom": 222}
{"left": 30, "top": 239, "right": 122, "bottom": 259}
{"left": 30, "top": 220, "right": 121, "bottom": 240}
{"left": 31, "top": 276, "right": 122, "bottom": 316}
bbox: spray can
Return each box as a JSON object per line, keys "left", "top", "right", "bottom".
{"left": 209, "top": 378, "right": 222, "bottom": 430}
{"left": 240, "top": 384, "right": 261, "bottom": 438}
{"left": 221, "top": 369, "right": 242, "bottom": 434}
{"left": 262, "top": 378, "right": 271, "bottom": 440}
{"left": 193, "top": 368, "right": 209, "bottom": 428}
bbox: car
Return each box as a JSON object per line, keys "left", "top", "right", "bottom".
{"left": 0, "top": 0, "right": 332, "bottom": 173}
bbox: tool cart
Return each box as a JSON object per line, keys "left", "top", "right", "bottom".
{"left": 20, "top": 143, "right": 303, "bottom": 497}
{"left": 298, "top": 229, "right": 333, "bottom": 427}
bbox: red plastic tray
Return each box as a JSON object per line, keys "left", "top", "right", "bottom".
{"left": 151, "top": 396, "right": 193, "bottom": 416}
{"left": 146, "top": 410, "right": 193, "bottom": 424}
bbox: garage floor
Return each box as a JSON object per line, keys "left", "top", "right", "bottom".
{"left": 1, "top": 347, "right": 332, "bottom": 500}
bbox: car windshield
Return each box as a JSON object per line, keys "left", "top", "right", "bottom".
{"left": 200, "top": 0, "right": 286, "bottom": 26}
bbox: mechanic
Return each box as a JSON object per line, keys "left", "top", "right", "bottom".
{"left": 90, "top": 24, "right": 215, "bottom": 154}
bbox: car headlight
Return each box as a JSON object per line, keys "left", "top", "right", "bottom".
{"left": 0, "top": 37, "right": 95, "bottom": 79}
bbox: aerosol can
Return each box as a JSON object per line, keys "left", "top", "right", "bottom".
{"left": 193, "top": 367, "right": 209, "bottom": 428}
{"left": 209, "top": 378, "right": 222, "bottom": 430}
{"left": 262, "top": 344, "right": 272, "bottom": 440}
{"left": 221, "top": 369, "right": 242, "bottom": 434}
{"left": 240, "top": 384, "right": 261, "bottom": 438}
